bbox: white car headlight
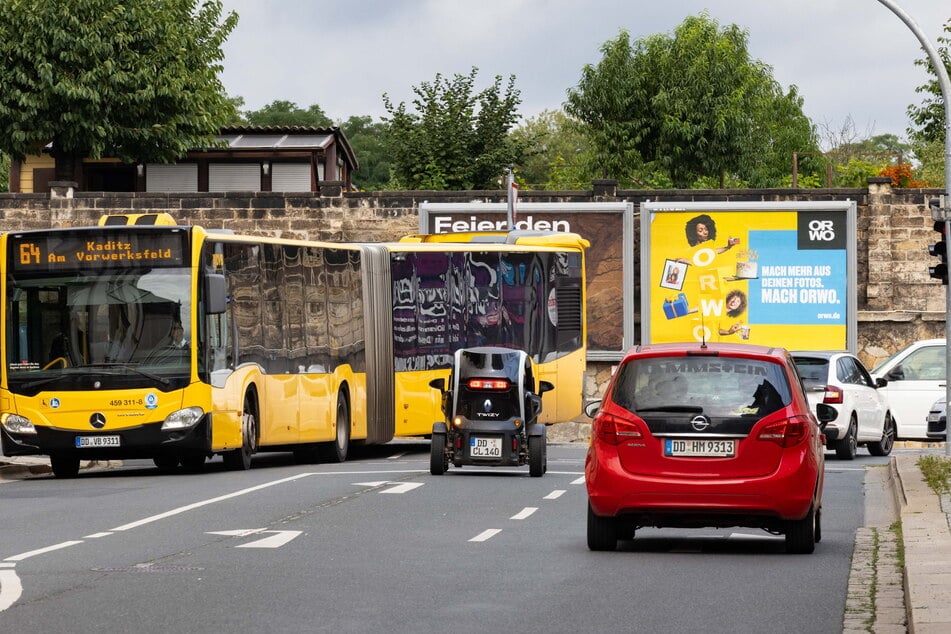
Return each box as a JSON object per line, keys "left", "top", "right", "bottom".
{"left": 161, "top": 406, "right": 204, "bottom": 431}
{"left": 2, "top": 413, "right": 36, "bottom": 435}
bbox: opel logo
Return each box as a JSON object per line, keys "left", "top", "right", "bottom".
{"left": 690, "top": 415, "right": 711, "bottom": 432}
{"left": 483, "top": 399, "right": 492, "bottom": 413}
{"left": 89, "top": 412, "right": 107, "bottom": 429}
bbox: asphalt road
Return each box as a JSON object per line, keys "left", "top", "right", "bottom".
{"left": 0, "top": 442, "right": 881, "bottom": 633}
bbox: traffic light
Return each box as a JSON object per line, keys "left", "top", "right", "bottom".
{"left": 929, "top": 220, "right": 948, "bottom": 285}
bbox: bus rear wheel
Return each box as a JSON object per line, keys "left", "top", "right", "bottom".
{"left": 50, "top": 453, "right": 80, "bottom": 478}
{"left": 323, "top": 393, "right": 350, "bottom": 463}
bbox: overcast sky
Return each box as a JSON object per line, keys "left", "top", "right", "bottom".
{"left": 217, "top": 0, "right": 949, "bottom": 145}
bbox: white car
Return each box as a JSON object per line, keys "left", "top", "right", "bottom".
{"left": 793, "top": 350, "right": 894, "bottom": 459}
{"left": 870, "top": 339, "right": 946, "bottom": 441}
{"left": 926, "top": 396, "right": 948, "bottom": 440}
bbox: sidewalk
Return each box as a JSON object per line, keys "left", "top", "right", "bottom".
{"left": 890, "top": 453, "right": 951, "bottom": 633}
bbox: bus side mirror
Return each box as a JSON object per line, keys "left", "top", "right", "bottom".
{"left": 539, "top": 380, "right": 554, "bottom": 395}
{"left": 205, "top": 274, "right": 227, "bottom": 315}
{"left": 429, "top": 378, "right": 445, "bottom": 392}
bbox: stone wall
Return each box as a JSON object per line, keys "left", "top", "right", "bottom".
{"left": 1, "top": 180, "right": 947, "bottom": 431}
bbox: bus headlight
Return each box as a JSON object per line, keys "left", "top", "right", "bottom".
{"left": 161, "top": 407, "right": 204, "bottom": 431}
{"left": 1, "top": 413, "right": 36, "bottom": 435}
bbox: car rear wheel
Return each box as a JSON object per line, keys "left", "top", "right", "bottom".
{"left": 529, "top": 435, "right": 545, "bottom": 477}
{"left": 785, "top": 504, "right": 817, "bottom": 554}
{"left": 430, "top": 433, "right": 448, "bottom": 475}
{"left": 867, "top": 412, "right": 895, "bottom": 457}
{"left": 587, "top": 502, "right": 618, "bottom": 551}
{"left": 835, "top": 416, "right": 858, "bottom": 460}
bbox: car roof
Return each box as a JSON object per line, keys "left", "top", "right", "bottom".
{"left": 791, "top": 350, "right": 851, "bottom": 360}
{"left": 623, "top": 341, "right": 788, "bottom": 362}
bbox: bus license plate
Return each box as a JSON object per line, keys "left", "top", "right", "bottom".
{"left": 75, "top": 435, "right": 121, "bottom": 448}
{"left": 470, "top": 436, "right": 501, "bottom": 457}
{"left": 664, "top": 438, "right": 734, "bottom": 457}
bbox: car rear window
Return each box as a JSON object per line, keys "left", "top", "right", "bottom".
{"left": 793, "top": 356, "right": 829, "bottom": 383}
{"left": 611, "top": 355, "right": 792, "bottom": 418}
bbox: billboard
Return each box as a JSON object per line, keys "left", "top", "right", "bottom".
{"left": 641, "top": 201, "right": 857, "bottom": 352}
{"left": 418, "top": 202, "right": 635, "bottom": 360}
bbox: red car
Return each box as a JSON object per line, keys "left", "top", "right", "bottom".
{"left": 585, "top": 342, "right": 830, "bottom": 554}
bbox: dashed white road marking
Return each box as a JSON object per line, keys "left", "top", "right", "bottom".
{"left": 236, "top": 530, "right": 302, "bottom": 549}
{"left": 511, "top": 507, "right": 538, "bottom": 520}
{"left": 469, "top": 529, "right": 502, "bottom": 542}
{"left": 387, "top": 452, "right": 407, "bottom": 460}
{"left": 544, "top": 490, "right": 566, "bottom": 500}
{"left": 380, "top": 482, "right": 424, "bottom": 494}
{"left": 207, "top": 529, "right": 269, "bottom": 538}
{"left": 571, "top": 476, "right": 585, "bottom": 485}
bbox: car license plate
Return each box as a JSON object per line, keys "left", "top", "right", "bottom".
{"left": 664, "top": 438, "right": 734, "bottom": 457}
{"left": 75, "top": 435, "right": 120, "bottom": 448}
{"left": 470, "top": 436, "right": 501, "bottom": 457}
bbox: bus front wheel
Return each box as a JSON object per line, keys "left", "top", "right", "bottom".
{"left": 224, "top": 394, "right": 257, "bottom": 470}
{"left": 50, "top": 453, "right": 80, "bottom": 478}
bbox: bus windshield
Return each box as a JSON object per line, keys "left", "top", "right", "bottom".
{"left": 6, "top": 267, "right": 192, "bottom": 394}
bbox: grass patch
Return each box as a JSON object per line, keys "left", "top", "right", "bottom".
{"left": 917, "top": 455, "right": 951, "bottom": 495}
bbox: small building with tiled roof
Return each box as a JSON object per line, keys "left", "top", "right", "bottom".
{"left": 8, "top": 125, "right": 358, "bottom": 194}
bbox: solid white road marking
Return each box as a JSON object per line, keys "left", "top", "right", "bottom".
{"left": 469, "top": 529, "right": 502, "bottom": 542}
{"left": 0, "top": 570, "right": 23, "bottom": 611}
{"left": 4, "top": 541, "right": 84, "bottom": 563}
{"left": 381, "top": 482, "right": 424, "bottom": 494}
{"left": 109, "top": 473, "right": 314, "bottom": 531}
{"left": 544, "top": 490, "right": 566, "bottom": 500}
{"left": 84, "top": 532, "right": 112, "bottom": 539}
{"left": 236, "top": 530, "right": 302, "bottom": 549}
{"left": 511, "top": 507, "right": 538, "bottom": 520}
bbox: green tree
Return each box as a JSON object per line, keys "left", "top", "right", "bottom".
{"left": 510, "top": 109, "right": 595, "bottom": 189}
{"left": 907, "top": 17, "right": 950, "bottom": 186}
{"left": 383, "top": 67, "right": 523, "bottom": 190}
{"left": 0, "top": 0, "right": 238, "bottom": 182}
{"left": 0, "top": 151, "right": 9, "bottom": 192}
{"left": 565, "top": 14, "right": 821, "bottom": 188}
{"left": 340, "top": 115, "right": 391, "bottom": 191}
{"left": 245, "top": 100, "right": 332, "bottom": 127}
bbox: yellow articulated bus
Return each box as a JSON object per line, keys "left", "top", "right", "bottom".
{"left": 0, "top": 214, "right": 587, "bottom": 477}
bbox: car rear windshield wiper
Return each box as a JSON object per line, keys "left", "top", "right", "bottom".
{"left": 636, "top": 405, "right": 704, "bottom": 413}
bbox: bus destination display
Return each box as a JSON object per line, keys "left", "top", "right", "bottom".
{"left": 10, "top": 232, "right": 186, "bottom": 271}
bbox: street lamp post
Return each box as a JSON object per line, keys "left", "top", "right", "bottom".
{"left": 877, "top": 0, "right": 951, "bottom": 456}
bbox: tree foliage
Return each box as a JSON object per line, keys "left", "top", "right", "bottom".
{"left": 382, "top": 67, "right": 523, "bottom": 190}
{"left": 340, "top": 115, "right": 391, "bottom": 191}
{"left": 510, "top": 109, "right": 596, "bottom": 189}
{"left": 907, "top": 17, "right": 950, "bottom": 187}
{"left": 245, "top": 100, "right": 332, "bottom": 127}
{"left": 907, "top": 17, "right": 951, "bottom": 145}
{"left": 0, "top": 0, "right": 238, "bottom": 180}
{"left": 565, "top": 14, "right": 821, "bottom": 188}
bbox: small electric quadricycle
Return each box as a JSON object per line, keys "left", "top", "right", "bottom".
{"left": 429, "top": 346, "right": 554, "bottom": 477}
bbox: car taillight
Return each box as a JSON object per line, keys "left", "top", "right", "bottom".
{"left": 822, "top": 385, "right": 843, "bottom": 404}
{"left": 593, "top": 410, "right": 643, "bottom": 446}
{"left": 467, "top": 378, "right": 510, "bottom": 390}
{"left": 757, "top": 416, "right": 810, "bottom": 448}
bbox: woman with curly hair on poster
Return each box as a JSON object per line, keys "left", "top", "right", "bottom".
{"left": 685, "top": 214, "right": 740, "bottom": 252}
